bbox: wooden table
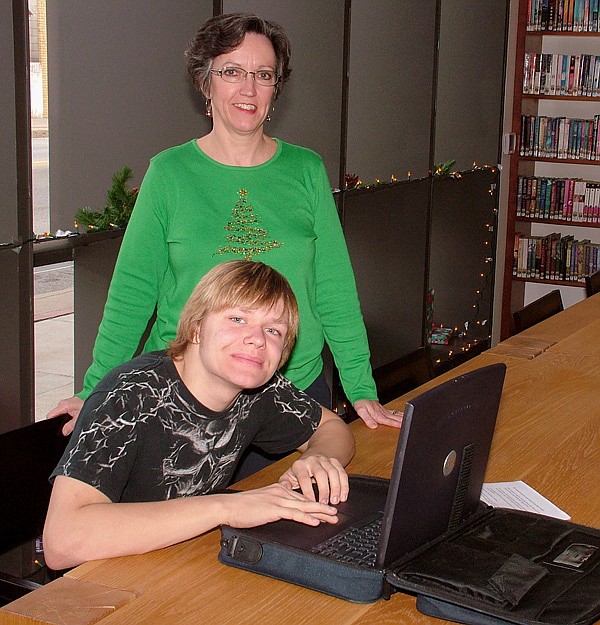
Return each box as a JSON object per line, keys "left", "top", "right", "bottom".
{"left": 515, "top": 291, "right": 600, "bottom": 344}
{"left": 3, "top": 297, "right": 600, "bottom": 625}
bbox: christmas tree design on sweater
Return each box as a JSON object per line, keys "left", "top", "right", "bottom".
{"left": 216, "top": 189, "right": 283, "bottom": 260}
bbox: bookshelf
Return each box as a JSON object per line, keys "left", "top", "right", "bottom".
{"left": 501, "top": 0, "right": 600, "bottom": 338}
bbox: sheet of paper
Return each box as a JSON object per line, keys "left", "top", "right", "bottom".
{"left": 481, "top": 480, "right": 571, "bottom": 520}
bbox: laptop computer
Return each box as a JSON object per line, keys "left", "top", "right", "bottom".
{"left": 219, "top": 363, "right": 507, "bottom": 601}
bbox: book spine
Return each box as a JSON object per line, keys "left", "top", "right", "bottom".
{"left": 530, "top": 178, "right": 539, "bottom": 217}
{"left": 561, "top": 54, "right": 568, "bottom": 94}
{"left": 584, "top": 182, "right": 593, "bottom": 221}
{"left": 523, "top": 52, "right": 532, "bottom": 94}
{"left": 550, "top": 53, "right": 559, "bottom": 93}
{"left": 557, "top": 179, "right": 564, "bottom": 219}
{"left": 534, "top": 53, "right": 542, "bottom": 93}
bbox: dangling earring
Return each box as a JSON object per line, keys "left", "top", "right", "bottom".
{"left": 266, "top": 105, "right": 274, "bottom": 123}
{"left": 205, "top": 99, "right": 212, "bottom": 117}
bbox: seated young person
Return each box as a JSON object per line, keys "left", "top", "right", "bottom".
{"left": 43, "top": 260, "right": 355, "bottom": 571}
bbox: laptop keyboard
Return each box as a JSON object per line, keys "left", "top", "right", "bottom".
{"left": 310, "top": 515, "right": 383, "bottom": 567}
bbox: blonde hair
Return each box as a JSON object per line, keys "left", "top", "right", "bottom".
{"left": 168, "top": 260, "right": 299, "bottom": 367}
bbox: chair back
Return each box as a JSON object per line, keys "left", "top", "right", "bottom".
{"left": 0, "top": 416, "right": 69, "bottom": 553}
{"left": 373, "top": 347, "right": 435, "bottom": 406}
{"left": 513, "top": 289, "right": 563, "bottom": 334}
{"left": 585, "top": 271, "right": 600, "bottom": 297}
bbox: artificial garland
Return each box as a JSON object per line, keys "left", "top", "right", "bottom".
{"left": 74, "top": 167, "right": 138, "bottom": 232}
{"left": 345, "top": 159, "right": 459, "bottom": 190}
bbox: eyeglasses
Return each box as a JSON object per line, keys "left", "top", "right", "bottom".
{"left": 210, "top": 66, "right": 280, "bottom": 87}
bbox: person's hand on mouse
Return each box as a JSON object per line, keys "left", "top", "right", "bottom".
{"left": 279, "top": 453, "right": 349, "bottom": 506}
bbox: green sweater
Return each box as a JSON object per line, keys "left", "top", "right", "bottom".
{"left": 80, "top": 139, "right": 377, "bottom": 403}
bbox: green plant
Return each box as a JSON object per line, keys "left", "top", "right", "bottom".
{"left": 433, "top": 159, "right": 456, "bottom": 176}
{"left": 75, "top": 167, "right": 138, "bottom": 231}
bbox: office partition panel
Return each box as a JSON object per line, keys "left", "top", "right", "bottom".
{"left": 46, "top": 0, "right": 213, "bottom": 230}
{"left": 223, "top": 0, "right": 346, "bottom": 186}
{"left": 428, "top": 169, "right": 499, "bottom": 344}
{"left": 73, "top": 234, "right": 123, "bottom": 390}
{"left": 340, "top": 179, "right": 430, "bottom": 370}
{"left": 435, "top": 0, "right": 509, "bottom": 170}
{"left": 345, "top": 0, "right": 437, "bottom": 184}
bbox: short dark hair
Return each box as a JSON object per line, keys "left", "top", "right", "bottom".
{"left": 168, "top": 260, "right": 299, "bottom": 368}
{"left": 185, "top": 13, "right": 292, "bottom": 100}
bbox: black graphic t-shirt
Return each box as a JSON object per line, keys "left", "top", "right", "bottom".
{"left": 52, "top": 351, "right": 321, "bottom": 503}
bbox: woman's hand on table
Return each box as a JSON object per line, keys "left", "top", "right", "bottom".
{"left": 353, "top": 399, "right": 403, "bottom": 429}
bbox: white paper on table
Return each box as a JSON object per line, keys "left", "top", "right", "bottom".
{"left": 481, "top": 480, "right": 571, "bottom": 520}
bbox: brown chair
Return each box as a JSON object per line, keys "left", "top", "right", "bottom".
{"left": 372, "top": 347, "right": 435, "bottom": 406}
{"left": 513, "top": 289, "right": 563, "bottom": 334}
{"left": 585, "top": 271, "right": 600, "bottom": 297}
{"left": 0, "top": 415, "right": 70, "bottom": 605}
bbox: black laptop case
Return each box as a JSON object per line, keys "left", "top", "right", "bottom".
{"left": 219, "top": 477, "right": 600, "bottom": 625}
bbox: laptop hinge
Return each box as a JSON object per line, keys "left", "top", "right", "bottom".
{"left": 382, "top": 576, "right": 397, "bottom": 600}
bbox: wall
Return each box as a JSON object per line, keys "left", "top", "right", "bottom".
{"left": 2, "top": 1, "right": 510, "bottom": 428}
{"left": 46, "top": 1, "right": 508, "bottom": 215}
{"left": 346, "top": 0, "right": 437, "bottom": 183}
{"left": 224, "top": 0, "right": 346, "bottom": 185}
{"left": 46, "top": 0, "right": 213, "bottom": 230}
{"left": 342, "top": 168, "right": 499, "bottom": 374}
{"left": 435, "top": 0, "right": 509, "bottom": 170}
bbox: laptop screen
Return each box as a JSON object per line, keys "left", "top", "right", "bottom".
{"left": 377, "top": 363, "right": 506, "bottom": 568}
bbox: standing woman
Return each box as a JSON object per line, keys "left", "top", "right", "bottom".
{"left": 49, "top": 13, "right": 401, "bottom": 436}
